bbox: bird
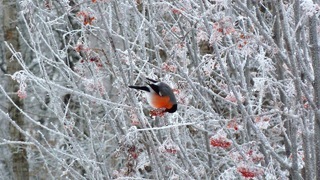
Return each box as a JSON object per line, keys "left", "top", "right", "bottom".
{"left": 129, "top": 78, "right": 177, "bottom": 113}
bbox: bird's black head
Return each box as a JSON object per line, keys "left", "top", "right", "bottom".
{"left": 165, "top": 104, "right": 177, "bottom": 113}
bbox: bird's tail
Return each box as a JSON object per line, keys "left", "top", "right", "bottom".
{"left": 128, "top": 85, "right": 150, "bottom": 92}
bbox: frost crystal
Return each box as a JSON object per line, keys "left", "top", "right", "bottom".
{"left": 301, "top": 0, "right": 320, "bottom": 16}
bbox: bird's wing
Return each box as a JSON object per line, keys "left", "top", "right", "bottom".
{"left": 146, "top": 78, "right": 158, "bottom": 83}
{"left": 158, "top": 83, "right": 177, "bottom": 103}
{"left": 128, "top": 85, "right": 150, "bottom": 92}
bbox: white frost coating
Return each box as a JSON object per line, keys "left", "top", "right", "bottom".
{"left": 301, "top": 0, "right": 319, "bottom": 16}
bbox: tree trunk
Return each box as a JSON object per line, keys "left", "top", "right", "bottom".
{"left": 3, "top": 0, "right": 29, "bottom": 179}
{"left": 309, "top": 13, "right": 320, "bottom": 180}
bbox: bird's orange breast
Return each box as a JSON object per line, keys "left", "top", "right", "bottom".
{"left": 150, "top": 94, "right": 173, "bottom": 109}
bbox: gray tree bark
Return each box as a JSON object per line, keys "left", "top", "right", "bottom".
{"left": 309, "top": 11, "right": 320, "bottom": 180}
{"left": 3, "top": 0, "right": 29, "bottom": 179}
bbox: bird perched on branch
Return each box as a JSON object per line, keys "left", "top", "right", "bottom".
{"left": 129, "top": 78, "right": 177, "bottom": 114}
